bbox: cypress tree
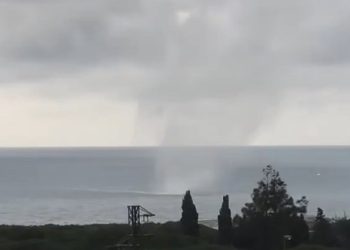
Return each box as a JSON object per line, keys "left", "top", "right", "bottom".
{"left": 181, "top": 190, "right": 199, "bottom": 236}
{"left": 218, "top": 195, "right": 233, "bottom": 244}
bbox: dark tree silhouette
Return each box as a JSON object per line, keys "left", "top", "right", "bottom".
{"left": 218, "top": 195, "right": 233, "bottom": 245}
{"left": 296, "top": 196, "right": 309, "bottom": 214}
{"left": 289, "top": 213, "right": 309, "bottom": 246}
{"left": 180, "top": 190, "right": 199, "bottom": 236}
{"left": 244, "top": 165, "right": 291, "bottom": 216}
{"left": 233, "top": 165, "right": 309, "bottom": 250}
{"left": 312, "top": 208, "right": 336, "bottom": 246}
{"left": 334, "top": 217, "right": 350, "bottom": 248}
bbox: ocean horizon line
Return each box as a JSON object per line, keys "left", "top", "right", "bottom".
{"left": 0, "top": 145, "right": 349, "bottom": 149}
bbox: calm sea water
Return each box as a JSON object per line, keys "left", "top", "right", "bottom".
{"left": 0, "top": 146, "right": 348, "bottom": 225}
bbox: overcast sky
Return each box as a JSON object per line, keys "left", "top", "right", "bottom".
{"left": 1, "top": 0, "right": 350, "bottom": 146}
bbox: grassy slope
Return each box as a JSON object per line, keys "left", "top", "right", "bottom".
{"left": 0, "top": 222, "right": 232, "bottom": 250}
{"left": 292, "top": 245, "right": 344, "bottom": 250}
{"left": 0, "top": 223, "right": 342, "bottom": 250}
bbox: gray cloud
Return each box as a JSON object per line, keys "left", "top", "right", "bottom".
{"left": 1, "top": 0, "right": 350, "bottom": 145}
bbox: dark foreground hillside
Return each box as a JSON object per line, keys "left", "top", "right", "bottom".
{"left": 0, "top": 222, "right": 230, "bottom": 250}
{"left": 0, "top": 223, "right": 341, "bottom": 250}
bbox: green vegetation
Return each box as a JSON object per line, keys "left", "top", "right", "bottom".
{"left": 312, "top": 208, "right": 336, "bottom": 246}
{"left": 232, "top": 165, "right": 309, "bottom": 250}
{"left": 181, "top": 190, "right": 199, "bottom": 236}
{"left": 218, "top": 195, "right": 232, "bottom": 245}
{"left": 291, "top": 245, "right": 343, "bottom": 250}
{"left": 0, "top": 223, "right": 344, "bottom": 250}
{"left": 0, "top": 222, "right": 226, "bottom": 250}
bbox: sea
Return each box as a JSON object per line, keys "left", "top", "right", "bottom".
{"left": 0, "top": 146, "right": 348, "bottom": 225}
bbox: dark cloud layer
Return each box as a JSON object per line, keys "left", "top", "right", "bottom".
{"left": 1, "top": 0, "right": 350, "bottom": 145}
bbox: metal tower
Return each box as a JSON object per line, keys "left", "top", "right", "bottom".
{"left": 107, "top": 205, "right": 155, "bottom": 250}
{"left": 128, "top": 205, "right": 155, "bottom": 236}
